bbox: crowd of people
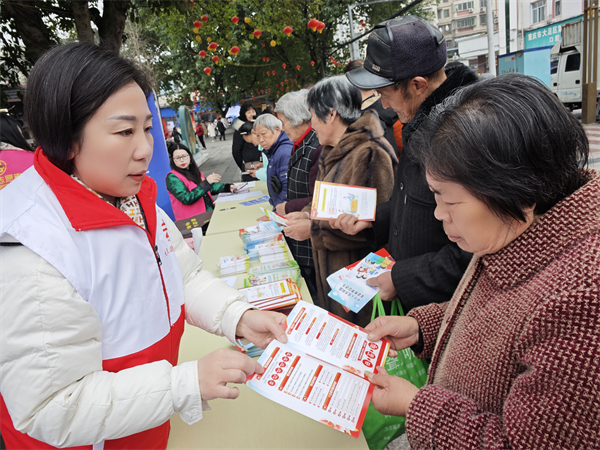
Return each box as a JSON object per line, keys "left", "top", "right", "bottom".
{"left": 0, "top": 14, "right": 598, "bottom": 450}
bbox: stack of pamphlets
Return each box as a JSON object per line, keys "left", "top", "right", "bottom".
{"left": 245, "top": 301, "right": 391, "bottom": 438}
{"left": 327, "top": 249, "right": 395, "bottom": 313}
{"left": 239, "top": 221, "right": 283, "bottom": 245}
{"left": 238, "top": 278, "right": 302, "bottom": 312}
{"left": 244, "top": 234, "right": 284, "bottom": 261}
{"left": 256, "top": 240, "right": 289, "bottom": 263}
{"left": 245, "top": 260, "right": 302, "bottom": 287}
{"left": 216, "top": 255, "right": 250, "bottom": 277}
{"left": 239, "top": 222, "right": 284, "bottom": 261}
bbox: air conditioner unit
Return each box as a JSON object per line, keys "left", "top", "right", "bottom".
{"left": 480, "top": 7, "right": 485, "bottom": 12}
{"left": 493, "top": 17, "right": 499, "bottom": 24}
{"left": 469, "top": 8, "right": 474, "bottom": 12}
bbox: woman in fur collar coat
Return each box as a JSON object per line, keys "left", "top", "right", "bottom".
{"left": 284, "top": 75, "right": 398, "bottom": 327}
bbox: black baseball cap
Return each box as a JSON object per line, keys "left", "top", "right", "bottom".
{"left": 346, "top": 15, "right": 447, "bottom": 89}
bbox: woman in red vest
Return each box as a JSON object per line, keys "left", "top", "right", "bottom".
{"left": 0, "top": 42, "right": 287, "bottom": 449}
{"left": 166, "top": 142, "right": 235, "bottom": 221}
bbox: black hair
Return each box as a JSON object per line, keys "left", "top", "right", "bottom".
{"left": 238, "top": 121, "right": 254, "bottom": 135}
{"left": 307, "top": 75, "right": 362, "bottom": 126}
{"left": 239, "top": 103, "right": 256, "bottom": 122}
{"left": 24, "top": 42, "right": 151, "bottom": 174}
{"left": 411, "top": 73, "right": 589, "bottom": 222}
{"left": 0, "top": 113, "right": 33, "bottom": 151}
{"left": 167, "top": 142, "right": 202, "bottom": 185}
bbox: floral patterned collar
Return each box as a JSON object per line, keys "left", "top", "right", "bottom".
{"left": 70, "top": 175, "right": 146, "bottom": 230}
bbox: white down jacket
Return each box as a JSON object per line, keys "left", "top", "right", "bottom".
{"left": 0, "top": 164, "right": 253, "bottom": 447}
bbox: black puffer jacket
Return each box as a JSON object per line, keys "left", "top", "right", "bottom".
{"left": 366, "top": 63, "right": 479, "bottom": 312}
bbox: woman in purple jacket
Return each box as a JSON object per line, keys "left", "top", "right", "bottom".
{"left": 252, "top": 114, "right": 292, "bottom": 209}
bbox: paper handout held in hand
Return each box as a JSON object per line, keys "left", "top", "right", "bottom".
{"left": 246, "top": 301, "right": 390, "bottom": 438}
{"left": 311, "top": 181, "right": 377, "bottom": 221}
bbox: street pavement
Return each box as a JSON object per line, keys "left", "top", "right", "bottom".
{"left": 193, "top": 127, "right": 244, "bottom": 183}
{"left": 584, "top": 122, "right": 600, "bottom": 171}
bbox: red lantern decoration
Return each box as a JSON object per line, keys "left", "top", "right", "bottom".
{"left": 204, "top": 67, "right": 212, "bottom": 75}
{"left": 199, "top": 50, "right": 207, "bottom": 58}
{"left": 201, "top": 15, "right": 208, "bottom": 22}
{"left": 253, "top": 30, "right": 262, "bottom": 38}
{"left": 310, "top": 60, "right": 315, "bottom": 66}
{"left": 267, "top": 71, "right": 271, "bottom": 76}
{"left": 308, "top": 19, "right": 319, "bottom": 31}
{"left": 296, "top": 65, "right": 301, "bottom": 70}
{"left": 212, "top": 56, "right": 220, "bottom": 63}
{"left": 231, "top": 16, "right": 239, "bottom": 24}
{"left": 193, "top": 20, "right": 202, "bottom": 28}
{"left": 230, "top": 46, "right": 240, "bottom": 55}
{"left": 317, "top": 22, "right": 326, "bottom": 33}
{"left": 282, "top": 63, "right": 286, "bottom": 69}
{"left": 208, "top": 42, "right": 219, "bottom": 50}
{"left": 261, "top": 43, "right": 265, "bottom": 47}
{"left": 283, "top": 26, "right": 293, "bottom": 37}
{"left": 252, "top": 96, "right": 256, "bottom": 100}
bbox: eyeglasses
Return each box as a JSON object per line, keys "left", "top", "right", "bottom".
{"left": 173, "top": 155, "right": 190, "bottom": 162}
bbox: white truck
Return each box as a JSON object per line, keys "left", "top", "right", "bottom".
{"left": 550, "top": 19, "right": 599, "bottom": 113}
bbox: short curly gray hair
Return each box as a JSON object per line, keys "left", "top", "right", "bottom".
{"left": 307, "top": 75, "right": 362, "bottom": 126}
{"left": 273, "top": 90, "right": 311, "bottom": 128}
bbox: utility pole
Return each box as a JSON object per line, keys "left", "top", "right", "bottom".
{"left": 486, "top": 0, "right": 497, "bottom": 74}
{"left": 582, "top": 0, "right": 599, "bottom": 124}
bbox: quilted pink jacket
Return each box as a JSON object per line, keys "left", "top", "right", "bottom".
{"left": 406, "top": 170, "right": 600, "bottom": 450}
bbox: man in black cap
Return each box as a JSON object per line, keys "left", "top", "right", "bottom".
{"left": 335, "top": 15, "right": 479, "bottom": 313}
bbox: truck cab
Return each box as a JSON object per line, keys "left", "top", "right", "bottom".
{"left": 551, "top": 43, "right": 585, "bottom": 110}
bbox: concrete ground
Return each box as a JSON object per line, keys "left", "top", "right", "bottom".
{"left": 193, "top": 127, "right": 244, "bottom": 183}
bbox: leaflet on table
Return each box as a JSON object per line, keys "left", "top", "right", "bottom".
{"left": 244, "top": 268, "right": 302, "bottom": 287}
{"left": 240, "top": 195, "right": 270, "bottom": 206}
{"left": 311, "top": 181, "right": 377, "bottom": 221}
{"left": 328, "top": 252, "right": 395, "bottom": 313}
{"left": 246, "top": 301, "right": 390, "bottom": 438}
{"left": 259, "top": 206, "right": 290, "bottom": 226}
{"left": 214, "top": 190, "right": 263, "bottom": 204}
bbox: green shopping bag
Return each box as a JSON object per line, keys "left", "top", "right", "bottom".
{"left": 361, "top": 295, "right": 429, "bottom": 450}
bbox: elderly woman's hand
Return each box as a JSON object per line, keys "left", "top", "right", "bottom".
{"left": 367, "top": 367, "right": 420, "bottom": 417}
{"left": 235, "top": 309, "right": 288, "bottom": 348}
{"left": 329, "top": 214, "right": 372, "bottom": 235}
{"left": 365, "top": 315, "right": 420, "bottom": 353}
{"left": 275, "top": 202, "right": 287, "bottom": 216}
{"left": 285, "top": 211, "right": 310, "bottom": 221}
{"left": 283, "top": 219, "right": 312, "bottom": 241}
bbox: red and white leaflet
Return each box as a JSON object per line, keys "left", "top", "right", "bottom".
{"left": 246, "top": 342, "right": 374, "bottom": 438}
{"left": 284, "top": 301, "right": 390, "bottom": 379}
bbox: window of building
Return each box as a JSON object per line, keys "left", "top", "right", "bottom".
{"left": 438, "top": 9, "right": 442, "bottom": 19}
{"left": 531, "top": 0, "right": 546, "bottom": 23}
{"left": 456, "top": 17, "right": 476, "bottom": 28}
{"left": 480, "top": 14, "right": 487, "bottom": 25}
{"left": 455, "top": 1, "right": 475, "bottom": 11}
{"left": 565, "top": 53, "right": 580, "bottom": 72}
{"left": 554, "top": 0, "right": 561, "bottom": 16}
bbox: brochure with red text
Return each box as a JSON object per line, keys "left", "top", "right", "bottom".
{"left": 311, "top": 181, "right": 377, "bottom": 221}
{"left": 246, "top": 301, "right": 390, "bottom": 438}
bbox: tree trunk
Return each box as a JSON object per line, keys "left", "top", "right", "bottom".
{"left": 2, "top": 0, "right": 54, "bottom": 68}
{"left": 97, "top": 0, "right": 130, "bottom": 52}
{"left": 71, "top": 1, "right": 94, "bottom": 43}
